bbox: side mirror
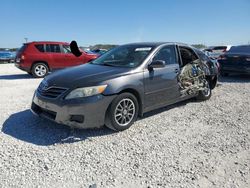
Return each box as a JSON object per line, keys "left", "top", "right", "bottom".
{"left": 148, "top": 60, "right": 166, "bottom": 70}
{"left": 70, "top": 41, "right": 82, "bottom": 57}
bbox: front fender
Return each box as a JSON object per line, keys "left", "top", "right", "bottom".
{"left": 102, "top": 72, "right": 144, "bottom": 96}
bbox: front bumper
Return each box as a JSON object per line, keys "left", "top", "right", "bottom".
{"left": 31, "top": 91, "right": 116, "bottom": 129}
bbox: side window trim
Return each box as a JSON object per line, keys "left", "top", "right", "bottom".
{"left": 178, "top": 45, "right": 199, "bottom": 67}
{"left": 45, "top": 44, "right": 61, "bottom": 53}
{"left": 176, "top": 45, "right": 183, "bottom": 66}
{"left": 150, "top": 44, "right": 178, "bottom": 65}
{"left": 45, "top": 44, "right": 50, "bottom": 53}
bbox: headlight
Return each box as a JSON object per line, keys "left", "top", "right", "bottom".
{"left": 65, "top": 85, "right": 107, "bottom": 99}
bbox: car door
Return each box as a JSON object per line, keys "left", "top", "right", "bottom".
{"left": 221, "top": 46, "right": 250, "bottom": 73}
{"left": 45, "top": 44, "right": 65, "bottom": 69}
{"left": 225, "top": 53, "right": 243, "bottom": 73}
{"left": 143, "top": 45, "right": 180, "bottom": 109}
{"left": 242, "top": 53, "right": 250, "bottom": 73}
{"left": 238, "top": 46, "right": 250, "bottom": 73}
{"left": 61, "top": 44, "right": 83, "bottom": 67}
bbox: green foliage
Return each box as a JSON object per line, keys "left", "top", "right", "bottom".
{"left": 191, "top": 44, "right": 207, "bottom": 49}
{"left": 89, "top": 44, "right": 118, "bottom": 50}
{"left": 0, "top": 48, "right": 18, "bottom": 52}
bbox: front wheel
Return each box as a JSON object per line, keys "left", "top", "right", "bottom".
{"left": 32, "top": 62, "right": 49, "bottom": 78}
{"left": 196, "top": 79, "right": 212, "bottom": 101}
{"left": 105, "top": 93, "right": 139, "bottom": 131}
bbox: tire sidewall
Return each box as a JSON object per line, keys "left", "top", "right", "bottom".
{"left": 197, "top": 79, "right": 212, "bottom": 101}
{"left": 32, "top": 63, "right": 49, "bottom": 78}
{"left": 107, "top": 93, "right": 139, "bottom": 131}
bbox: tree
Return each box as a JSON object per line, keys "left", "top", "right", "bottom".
{"left": 191, "top": 44, "right": 207, "bottom": 49}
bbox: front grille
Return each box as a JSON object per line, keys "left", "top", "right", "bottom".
{"left": 37, "top": 82, "right": 68, "bottom": 98}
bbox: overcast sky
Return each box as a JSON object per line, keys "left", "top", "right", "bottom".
{"left": 1, "top": 0, "right": 250, "bottom": 47}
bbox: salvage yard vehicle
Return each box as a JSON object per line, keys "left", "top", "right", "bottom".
{"left": 15, "top": 41, "right": 98, "bottom": 78}
{"left": 218, "top": 45, "right": 250, "bottom": 76}
{"left": 0, "top": 51, "right": 15, "bottom": 63}
{"left": 31, "top": 42, "right": 218, "bottom": 131}
{"left": 203, "top": 45, "right": 231, "bottom": 59}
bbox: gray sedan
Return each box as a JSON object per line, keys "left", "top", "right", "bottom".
{"left": 31, "top": 42, "right": 218, "bottom": 131}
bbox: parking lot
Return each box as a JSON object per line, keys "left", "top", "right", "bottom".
{"left": 0, "top": 64, "right": 250, "bottom": 187}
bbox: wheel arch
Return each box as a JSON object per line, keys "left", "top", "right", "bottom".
{"left": 31, "top": 61, "right": 50, "bottom": 72}
{"left": 118, "top": 88, "right": 143, "bottom": 117}
{"left": 206, "top": 75, "right": 217, "bottom": 90}
{"left": 105, "top": 88, "right": 144, "bottom": 120}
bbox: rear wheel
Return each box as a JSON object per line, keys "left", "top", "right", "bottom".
{"left": 105, "top": 93, "right": 139, "bottom": 131}
{"left": 197, "top": 79, "right": 211, "bottom": 101}
{"left": 32, "top": 62, "right": 49, "bottom": 78}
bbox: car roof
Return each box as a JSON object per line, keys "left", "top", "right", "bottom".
{"left": 25, "top": 41, "right": 69, "bottom": 45}
{"left": 122, "top": 42, "right": 190, "bottom": 47}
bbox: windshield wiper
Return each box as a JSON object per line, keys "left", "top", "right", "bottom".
{"left": 102, "top": 62, "right": 116, "bottom": 67}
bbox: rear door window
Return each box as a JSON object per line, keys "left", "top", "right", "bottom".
{"left": 179, "top": 47, "right": 199, "bottom": 66}
{"left": 46, "top": 44, "right": 61, "bottom": 53}
{"left": 153, "top": 45, "right": 177, "bottom": 64}
{"left": 35, "top": 44, "right": 45, "bottom": 52}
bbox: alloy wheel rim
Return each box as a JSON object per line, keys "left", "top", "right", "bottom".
{"left": 114, "top": 98, "right": 135, "bottom": 126}
{"left": 203, "top": 80, "right": 211, "bottom": 97}
{"left": 35, "top": 65, "right": 46, "bottom": 76}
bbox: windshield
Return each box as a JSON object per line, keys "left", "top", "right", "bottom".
{"left": 90, "top": 45, "right": 154, "bottom": 68}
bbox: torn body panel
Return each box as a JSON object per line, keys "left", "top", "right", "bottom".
{"left": 178, "top": 59, "right": 208, "bottom": 97}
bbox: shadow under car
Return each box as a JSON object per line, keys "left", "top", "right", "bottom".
{"left": 2, "top": 110, "right": 114, "bottom": 146}
{"left": 0, "top": 74, "right": 35, "bottom": 80}
{"left": 2, "top": 98, "right": 197, "bottom": 146}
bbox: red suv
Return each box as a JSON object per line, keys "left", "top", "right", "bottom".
{"left": 15, "top": 41, "right": 98, "bottom": 78}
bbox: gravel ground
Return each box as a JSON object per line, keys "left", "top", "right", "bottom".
{"left": 0, "top": 64, "right": 250, "bottom": 188}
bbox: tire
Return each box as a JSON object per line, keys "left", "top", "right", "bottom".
{"left": 210, "top": 76, "right": 218, "bottom": 89}
{"left": 196, "top": 79, "right": 212, "bottom": 101}
{"left": 31, "top": 62, "right": 49, "bottom": 78}
{"left": 105, "top": 92, "right": 139, "bottom": 131}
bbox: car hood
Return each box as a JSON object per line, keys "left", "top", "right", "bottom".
{"left": 45, "top": 63, "right": 131, "bottom": 88}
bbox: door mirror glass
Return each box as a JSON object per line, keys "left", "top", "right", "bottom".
{"left": 149, "top": 60, "right": 166, "bottom": 69}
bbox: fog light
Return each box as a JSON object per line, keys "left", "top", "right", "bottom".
{"left": 70, "top": 115, "right": 84, "bottom": 123}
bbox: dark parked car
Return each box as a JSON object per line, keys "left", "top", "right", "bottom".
{"left": 15, "top": 41, "right": 98, "bottom": 78}
{"left": 91, "top": 49, "right": 108, "bottom": 56}
{"left": 196, "top": 49, "right": 220, "bottom": 74}
{"left": 218, "top": 45, "right": 250, "bottom": 76}
{"left": 203, "top": 45, "right": 231, "bottom": 59}
{"left": 0, "top": 51, "right": 15, "bottom": 63}
{"left": 31, "top": 42, "right": 218, "bottom": 131}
